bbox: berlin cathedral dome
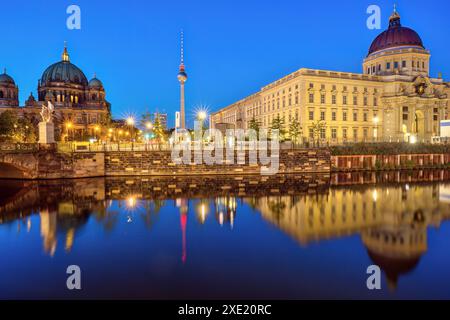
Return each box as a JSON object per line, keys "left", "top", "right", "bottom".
{"left": 40, "top": 56, "right": 88, "bottom": 87}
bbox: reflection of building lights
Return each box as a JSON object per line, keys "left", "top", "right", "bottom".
{"left": 372, "top": 190, "right": 378, "bottom": 202}
{"left": 230, "top": 211, "right": 234, "bottom": 229}
{"left": 405, "top": 184, "right": 410, "bottom": 191}
{"left": 219, "top": 212, "right": 224, "bottom": 226}
{"left": 196, "top": 202, "right": 209, "bottom": 224}
{"left": 127, "top": 196, "right": 136, "bottom": 209}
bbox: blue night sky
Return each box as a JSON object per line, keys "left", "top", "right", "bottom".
{"left": 0, "top": 0, "right": 449, "bottom": 127}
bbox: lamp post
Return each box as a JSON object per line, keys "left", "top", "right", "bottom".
{"left": 94, "top": 125, "right": 100, "bottom": 141}
{"left": 66, "top": 122, "right": 73, "bottom": 142}
{"left": 126, "top": 117, "right": 135, "bottom": 141}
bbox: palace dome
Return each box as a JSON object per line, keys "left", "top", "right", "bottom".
{"left": 40, "top": 46, "right": 88, "bottom": 86}
{"left": 368, "top": 10, "right": 424, "bottom": 56}
{"left": 0, "top": 70, "right": 15, "bottom": 85}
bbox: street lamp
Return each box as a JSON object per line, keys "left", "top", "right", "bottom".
{"left": 66, "top": 122, "right": 73, "bottom": 141}
{"left": 126, "top": 117, "right": 135, "bottom": 141}
{"left": 197, "top": 111, "right": 207, "bottom": 121}
{"left": 145, "top": 122, "right": 153, "bottom": 130}
{"left": 94, "top": 125, "right": 100, "bottom": 141}
{"left": 126, "top": 117, "right": 135, "bottom": 126}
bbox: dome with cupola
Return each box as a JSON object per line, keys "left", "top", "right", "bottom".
{"left": 0, "top": 69, "right": 16, "bottom": 85}
{"left": 88, "top": 76, "right": 104, "bottom": 89}
{"left": 368, "top": 8, "right": 425, "bottom": 56}
{"left": 40, "top": 46, "right": 88, "bottom": 86}
{"left": 0, "top": 69, "right": 19, "bottom": 107}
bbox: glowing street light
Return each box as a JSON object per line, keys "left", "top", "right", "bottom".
{"left": 197, "top": 111, "right": 207, "bottom": 121}
{"left": 145, "top": 122, "right": 153, "bottom": 130}
{"left": 126, "top": 117, "right": 135, "bottom": 126}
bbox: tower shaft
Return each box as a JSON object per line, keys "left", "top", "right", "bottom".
{"left": 180, "top": 82, "right": 186, "bottom": 129}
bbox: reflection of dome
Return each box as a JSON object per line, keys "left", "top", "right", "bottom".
{"left": 368, "top": 9, "right": 424, "bottom": 56}
{"left": 40, "top": 46, "right": 88, "bottom": 86}
{"left": 367, "top": 249, "right": 421, "bottom": 290}
{"left": 0, "top": 70, "right": 15, "bottom": 85}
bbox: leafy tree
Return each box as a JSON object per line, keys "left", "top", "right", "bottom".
{"left": 248, "top": 117, "right": 261, "bottom": 132}
{"left": 0, "top": 111, "right": 19, "bottom": 142}
{"left": 289, "top": 119, "right": 302, "bottom": 145}
{"left": 270, "top": 115, "right": 286, "bottom": 140}
{"left": 152, "top": 114, "right": 166, "bottom": 143}
{"left": 140, "top": 111, "right": 152, "bottom": 129}
{"left": 311, "top": 120, "right": 326, "bottom": 146}
{"left": 17, "top": 117, "right": 37, "bottom": 143}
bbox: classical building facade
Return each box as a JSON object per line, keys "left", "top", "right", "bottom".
{"left": 0, "top": 45, "right": 111, "bottom": 141}
{"left": 211, "top": 9, "right": 450, "bottom": 144}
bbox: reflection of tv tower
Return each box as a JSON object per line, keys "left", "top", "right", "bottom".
{"left": 176, "top": 198, "right": 189, "bottom": 263}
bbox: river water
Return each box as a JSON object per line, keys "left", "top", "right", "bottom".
{"left": 1, "top": 170, "right": 449, "bottom": 299}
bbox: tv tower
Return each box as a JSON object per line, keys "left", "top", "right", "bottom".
{"left": 177, "top": 30, "right": 187, "bottom": 129}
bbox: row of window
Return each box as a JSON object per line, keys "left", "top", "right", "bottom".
{"left": 0, "top": 90, "right": 18, "bottom": 99}
{"left": 308, "top": 110, "right": 378, "bottom": 122}
{"left": 308, "top": 127, "right": 373, "bottom": 139}
{"left": 309, "top": 93, "right": 377, "bottom": 106}
{"left": 367, "top": 60, "right": 427, "bottom": 74}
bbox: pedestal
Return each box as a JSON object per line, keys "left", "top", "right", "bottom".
{"left": 39, "top": 122, "right": 55, "bottom": 144}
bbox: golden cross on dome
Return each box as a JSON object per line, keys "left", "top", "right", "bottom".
{"left": 62, "top": 41, "right": 70, "bottom": 62}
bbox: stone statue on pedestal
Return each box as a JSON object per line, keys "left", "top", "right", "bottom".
{"left": 38, "top": 101, "right": 55, "bottom": 144}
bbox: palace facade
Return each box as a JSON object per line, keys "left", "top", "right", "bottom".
{"left": 0, "top": 45, "right": 111, "bottom": 141}
{"left": 211, "top": 9, "right": 450, "bottom": 144}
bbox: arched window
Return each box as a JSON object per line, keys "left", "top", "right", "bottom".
{"left": 92, "top": 94, "right": 97, "bottom": 101}
{"left": 0, "top": 91, "right": 3, "bottom": 98}
{"left": 74, "top": 76, "right": 79, "bottom": 83}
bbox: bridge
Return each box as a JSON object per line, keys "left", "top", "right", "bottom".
{"left": 0, "top": 143, "right": 104, "bottom": 179}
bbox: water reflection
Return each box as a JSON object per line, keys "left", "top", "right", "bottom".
{"left": 1, "top": 170, "right": 450, "bottom": 297}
